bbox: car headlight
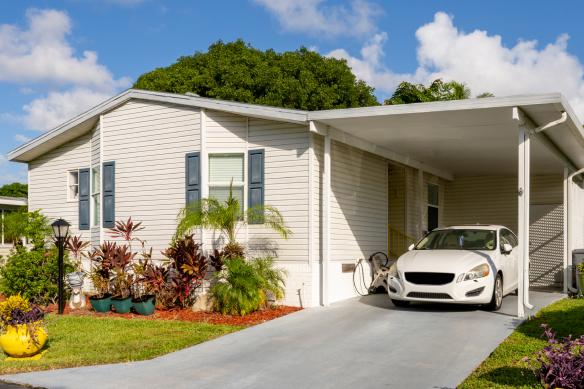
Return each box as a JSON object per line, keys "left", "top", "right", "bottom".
{"left": 457, "top": 264, "right": 490, "bottom": 282}
{"left": 388, "top": 262, "right": 399, "bottom": 278}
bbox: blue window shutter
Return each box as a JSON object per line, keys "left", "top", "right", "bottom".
{"left": 185, "top": 152, "right": 201, "bottom": 204}
{"left": 248, "top": 149, "right": 265, "bottom": 224}
{"left": 102, "top": 161, "right": 115, "bottom": 228}
{"left": 78, "top": 168, "right": 90, "bottom": 230}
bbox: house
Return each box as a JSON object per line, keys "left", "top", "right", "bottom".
{"left": 8, "top": 89, "right": 584, "bottom": 316}
{"left": 0, "top": 196, "right": 28, "bottom": 258}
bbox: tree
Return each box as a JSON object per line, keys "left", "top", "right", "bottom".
{"left": 384, "top": 79, "right": 492, "bottom": 105}
{"left": 134, "top": 40, "right": 379, "bottom": 110}
{"left": 0, "top": 182, "right": 27, "bottom": 198}
{"left": 175, "top": 186, "right": 291, "bottom": 258}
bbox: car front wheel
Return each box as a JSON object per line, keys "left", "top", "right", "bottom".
{"left": 486, "top": 274, "right": 503, "bottom": 311}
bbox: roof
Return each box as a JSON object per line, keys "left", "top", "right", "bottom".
{"left": 0, "top": 196, "right": 27, "bottom": 207}
{"left": 8, "top": 90, "right": 584, "bottom": 178}
{"left": 8, "top": 89, "right": 308, "bottom": 162}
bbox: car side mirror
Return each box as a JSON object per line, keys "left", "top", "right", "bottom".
{"left": 408, "top": 244, "right": 415, "bottom": 251}
{"left": 501, "top": 243, "right": 513, "bottom": 254}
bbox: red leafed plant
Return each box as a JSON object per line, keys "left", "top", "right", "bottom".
{"left": 162, "top": 235, "right": 208, "bottom": 308}
{"left": 109, "top": 244, "right": 136, "bottom": 299}
{"left": 65, "top": 235, "right": 90, "bottom": 271}
{"left": 108, "top": 217, "right": 145, "bottom": 249}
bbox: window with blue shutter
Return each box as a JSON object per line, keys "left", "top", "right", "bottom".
{"left": 248, "top": 149, "right": 265, "bottom": 224}
{"left": 185, "top": 152, "right": 201, "bottom": 205}
{"left": 78, "top": 168, "right": 90, "bottom": 230}
{"left": 102, "top": 161, "right": 115, "bottom": 228}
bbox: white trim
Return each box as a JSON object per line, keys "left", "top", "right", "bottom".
{"left": 1, "top": 209, "right": 4, "bottom": 245}
{"left": 322, "top": 134, "right": 331, "bottom": 306}
{"left": 99, "top": 114, "right": 104, "bottom": 245}
{"left": 309, "top": 121, "right": 453, "bottom": 181}
{"left": 66, "top": 170, "right": 79, "bottom": 203}
{"left": 244, "top": 117, "right": 249, "bottom": 246}
{"left": 563, "top": 167, "right": 569, "bottom": 294}
{"left": 200, "top": 109, "right": 208, "bottom": 247}
{"left": 308, "top": 133, "right": 317, "bottom": 306}
{"left": 418, "top": 169, "right": 424, "bottom": 236}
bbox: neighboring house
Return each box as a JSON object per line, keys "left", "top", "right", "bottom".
{"left": 0, "top": 196, "right": 28, "bottom": 257}
{"left": 8, "top": 89, "right": 584, "bottom": 316}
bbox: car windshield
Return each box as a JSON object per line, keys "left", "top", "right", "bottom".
{"left": 414, "top": 229, "right": 497, "bottom": 251}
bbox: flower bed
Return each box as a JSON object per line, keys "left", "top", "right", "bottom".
{"left": 47, "top": 303, "right": 301, "bottom": 326}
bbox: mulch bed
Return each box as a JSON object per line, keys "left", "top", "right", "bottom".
{"left": 46, "top": 303, "right": 302, "bottom": 327}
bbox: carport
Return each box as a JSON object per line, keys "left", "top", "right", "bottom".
{"left": 308, "top": 93, "right": 584, "bottom": 317}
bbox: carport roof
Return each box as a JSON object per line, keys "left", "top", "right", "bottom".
{"left": 309, "top": 93, "right": 584, "bottom": 179}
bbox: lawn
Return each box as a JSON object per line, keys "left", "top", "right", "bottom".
{"left": 0, "top": 314, "right": 241, "bottom": 375}
{"left": 460, "top": 297, "right": 584, "bottom": 388}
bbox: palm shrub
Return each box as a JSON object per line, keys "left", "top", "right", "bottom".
{"left": 210, "top": 258, "right": 264, "bottom": 315}
{"left": 175, "top": 185, "right": 291, "bottom": 258}
{"left": 210, "top": 257, "right": 287, "bottom": 315}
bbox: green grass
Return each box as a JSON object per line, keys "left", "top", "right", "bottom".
{"left": 0, "top": 314, "right": 241, "bottom": 375}
{"left": 460, "top": 297, "right": 584, "bottom": 388}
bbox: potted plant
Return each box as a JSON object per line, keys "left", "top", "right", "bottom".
{"left": 88, "top": 242, "right": 115, "bottom": 313}
{"left": 110, "top": 244, "right": 135, "bottom": 313}
{"left": 65, "top": 235, "right": 89, "bottom": 309}
{"left": 131, "top": 250, "right": 162, "bottom": 316}
{"left": 577, "top": 262, "right": 584, "bottom": 296}
{"left": 0, "top": 295, "right": 47, "bottom": 358}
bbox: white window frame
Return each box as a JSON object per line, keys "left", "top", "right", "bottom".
{"left": 208, "top": 152, "right": 247, "bottom": 213}
{"left": 91, "top": 167, "right": 101, "bottom": 227}
{"left": 67, "top": 170, "right": 80, "bottom": 202}
{"left": 427, "top": 183, "right": 440, "bottom": 231}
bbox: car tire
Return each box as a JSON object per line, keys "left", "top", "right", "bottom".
{"left": 486, "top": 274, "right": 503, "bottom": 311}
{"left": 391, "top": 299, "right": 410, "bottom": 308}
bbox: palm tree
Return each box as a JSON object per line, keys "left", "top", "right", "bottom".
{"left": 175, "top": 186, "right": 291, "bottom": 258}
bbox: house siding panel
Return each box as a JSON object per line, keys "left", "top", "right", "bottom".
{"left": 102, "top": 100, "right": 201, "bottom": 256}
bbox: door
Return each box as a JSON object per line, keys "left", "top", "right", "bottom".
{"left": 500, "top": 228, "right": 519, "bottom": 293}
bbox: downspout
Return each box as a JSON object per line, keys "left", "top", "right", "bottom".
{"left": 567, "top": 167, "right": 584, "bottom": 293}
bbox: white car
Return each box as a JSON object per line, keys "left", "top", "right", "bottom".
{"left": 387, "top": 225, "right": 518, "bottom": 311}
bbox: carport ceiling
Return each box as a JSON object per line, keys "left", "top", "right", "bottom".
{"left": 309, "top": 94, "right": 584, "bottom": 178}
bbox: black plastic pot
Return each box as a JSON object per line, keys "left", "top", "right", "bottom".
{"left": 132, "top": 295, "right": 156, "bottom": 316}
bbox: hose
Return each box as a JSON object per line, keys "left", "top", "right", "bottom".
{"left": 353, "top": 252, "right": 390, "bottom": 296}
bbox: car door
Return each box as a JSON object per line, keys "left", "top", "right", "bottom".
{"left": 499, "top": 228, "right": 519, "bottom": 293}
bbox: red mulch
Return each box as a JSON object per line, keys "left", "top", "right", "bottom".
{"left": 45, "top": 302, "right": 302, "bottom": 327}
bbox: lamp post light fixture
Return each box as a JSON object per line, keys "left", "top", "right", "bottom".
{"left": 51, "top": 218, "right": 70, "bottom": 314}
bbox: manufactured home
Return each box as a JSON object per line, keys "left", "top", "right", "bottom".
{"left": 8, "top": 89, "right": 584, "bottom": 316}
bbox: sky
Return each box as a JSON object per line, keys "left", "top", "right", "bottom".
{"left": 1, "top": 0, "right": 584, "bottom": 185}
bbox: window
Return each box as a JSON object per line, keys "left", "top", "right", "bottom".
{"left": 92, "top": 167, "right": 100, "bottom": 226}
{"left": 415, "top": 229, "right": 497, "bottom": 251}
{"left": 500, "top": 229, "right": 518, "bottom": 249}
{"left": 209, "top": 154, "right": 244, "bottom": 210}
{"left": 67, "top": 170, "right": 79, "bottom": 201}
{"left": 427, "top": 183, "right": 439, "bottom": 232}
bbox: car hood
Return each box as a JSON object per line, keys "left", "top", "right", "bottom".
{"left": 397, "top": 249, "right": 493, "bottom": 274}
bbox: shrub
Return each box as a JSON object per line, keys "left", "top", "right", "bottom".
{"left": 252, "top": 257, "right": 287, "bottom": 304}
{"left": 2, "top": 210, "right": 51, "bottom": 249}
{"left": 0, "top": 246, "right": 73, "bottom": 305}
{"left": 210, "top": 258, "right": 264, "bottom": 315}
{"left": 161, "top": 235, "right": 208, "bottom": 308}
{"left": 528, "top": 324, "right": 584, "bottom": 389}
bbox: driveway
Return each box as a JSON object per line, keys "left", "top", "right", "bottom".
{"left": 2, "top": 291, "right": 562, "bottom": 389}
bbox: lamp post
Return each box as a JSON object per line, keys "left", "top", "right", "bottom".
{"left": 51, "top": 218, "right": 70, "bottom": 314}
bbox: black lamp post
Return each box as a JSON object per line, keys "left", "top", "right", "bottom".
{"left": 51, "top": 218, "right": 70, "bottom": 314}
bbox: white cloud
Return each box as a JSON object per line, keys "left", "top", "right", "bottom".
{"left": 326, "top": 12, "right": 584, "bottom": 118}
{"left": 23, "top": 88, "right": 111, "bottom": 131}
{"left": 253, "top": 0, "right": 380, "bottom": 37}
{"left": 14, "top": 134, "right": 31, "bottom": 143}
{"left": 0, "top": 8, "right": 130, "bottom": 131}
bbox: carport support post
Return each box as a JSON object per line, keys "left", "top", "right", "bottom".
{"left": 322, "top": 134, "right": 331, "bottom": 306}
{"left": 516, "top": 113, "right": 531, "bottom": 318}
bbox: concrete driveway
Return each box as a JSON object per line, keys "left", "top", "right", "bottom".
{"left": 2, "top": 291, "right": 562, "bottom": 389}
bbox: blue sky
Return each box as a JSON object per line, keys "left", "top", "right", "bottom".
{"left": 1, "top": 0, "right": 584, "bottom": 185}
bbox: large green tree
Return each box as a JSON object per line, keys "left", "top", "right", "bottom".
{"left": 384, "top": 79, "right": 492, "bottom": 105}
{"left": 134, "top": 40, "right": 379, "bottom": 110}
{"left": 0, "top": 182, "right": 27, "bottom": 198}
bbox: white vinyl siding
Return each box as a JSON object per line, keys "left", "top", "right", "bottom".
{"left": 328, "top": 140, "right": 388, "bottom": 303}
{"left": 102, "top": 100, "right": 201, "bottom": 256}
{"left": 28, "top": 132, "right": 91, "bottom": 241}
{"left": 444, "top": 175, "right": 564, "bottom": 288}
